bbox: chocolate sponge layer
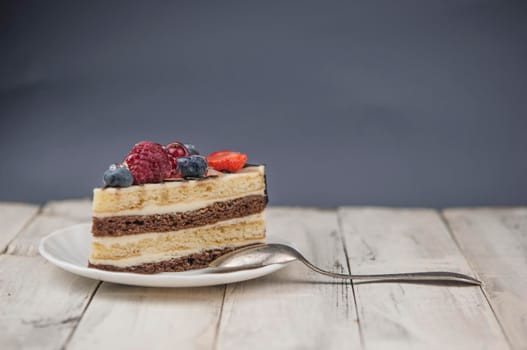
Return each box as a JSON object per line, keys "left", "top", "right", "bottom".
{"left": 88, "top": 246, "right": 238, "bottom": 274}
{"left": 92, "top": 194, "right": 267, "bottom": 236}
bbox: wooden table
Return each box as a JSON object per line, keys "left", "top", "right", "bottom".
{"left": 1, "top": 200, "right": 526, "bottom": 350}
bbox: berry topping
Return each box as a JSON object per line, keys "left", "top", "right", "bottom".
{"left": 103, "top": 165, "right": 134, "bottom": 187}
{"left": 176, "top": 156, "right": 208, "bottom": 178}
{"left": 124, "top": 141, "right": 172, "bottom": 184}
{"left": 166, "top": 142, "right": 189, "bottom": 158}
{"left": 184, "top": 143, "right": 200, "bottom": 155}
{"left": 206, "top": 150, "right": 247, "bottom": 173}
{"left": 165, "top": 142, "right": 190, "bottom": 176}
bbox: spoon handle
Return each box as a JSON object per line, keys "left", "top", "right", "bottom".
{"left": 299, "top": 257, "right": 481, "bottom": 285}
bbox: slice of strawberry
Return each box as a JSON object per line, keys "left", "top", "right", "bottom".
{"left": 208, "top": 150, "right": 236, "bottom": 158}
{"left": 207, "top": 150, "right": 247, "bottom": 173}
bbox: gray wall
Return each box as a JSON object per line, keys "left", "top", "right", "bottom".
{"left": 1, "top": 0, "right": 526, "bottom": 207}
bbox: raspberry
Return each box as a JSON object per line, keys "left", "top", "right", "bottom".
{"left": 124, "top": 141, "right": 172, "bottom": 184}
{"left": 206, "top": 150, "right": 247, "bottom": 173}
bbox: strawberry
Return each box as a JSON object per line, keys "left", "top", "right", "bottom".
{"left": 206, "top": 150, "right": 247, "bottom": 173}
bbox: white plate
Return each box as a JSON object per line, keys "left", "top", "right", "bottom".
{"left": 39, "top": 223, "right": 287, "bottom": 287}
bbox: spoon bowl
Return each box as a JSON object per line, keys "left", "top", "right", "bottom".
{"left": 210, "top": 243, "right": 298, "bottom": 270}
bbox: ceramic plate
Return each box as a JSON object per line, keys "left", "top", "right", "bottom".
{"left": 39, "top": 223, "right": 287, "bottom": 287}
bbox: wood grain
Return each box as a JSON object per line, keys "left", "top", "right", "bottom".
{"left": 41, "top": 198, "right": 92, "bottom": 221}
{"left": 0, "top": 202, "right": 40, "bottom": 253}
{"left": 339, "top": 207, "right": 510, "bottom": 350}
{"left": 67, "top": 284, "right": 225, "bottom": 350}
{"left": 5, "top": 215, "right": 82, "bottom": 256}
{"left": 3, "top": 201, "right": 522, "bottom": 350}
{"left": 1, "top": 201, "right": 98, "bottom": 349}
{"left": 444, "top": 208, "right": 527, "bottom": 350}
{"left": 0, "top": 255, "right": 99, "bottom": 350}
{"left": 6, "top": 200, "right": 90, "bottom": 256}
{"left": 215, "top": 208, "right": 361, "bottom": 350}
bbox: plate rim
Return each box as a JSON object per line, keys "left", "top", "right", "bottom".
{"left": 39, "top": 223, "right": 289, "bottom": 287}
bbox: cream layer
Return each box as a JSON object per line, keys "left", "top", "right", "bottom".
{"left": 93, "top": 165, "right": 265, "bottom": 215}
{"left": 89, "top": 214, "right": 265, "bottom": 267}
{"left": 92, "top": 213, "right": 264, "bottom": 245}
{"left": 88, "top": 239, "right": 264, "bottom": 268}
{"left": 93, "top": 189, "right": 265, "bottom": 217}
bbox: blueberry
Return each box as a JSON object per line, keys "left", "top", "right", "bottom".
{"left": 177, "top": 156, "right": 207, "bottom": 178}
{"left": 184, "top": 144, "right": 200, "bottom": 155}
{"left": 103, "top": 167, "right": 134, "bottom": 187}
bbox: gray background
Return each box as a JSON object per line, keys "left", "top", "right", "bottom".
{"left": 1, "top": 0, "right": 526, "bottom": 207}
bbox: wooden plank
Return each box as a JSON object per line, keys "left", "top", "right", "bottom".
{"left": 339, "top": 208, "right": 510, "bottom": 350}
{"left": 443, "top": 208, "right": 527, "bottom": 350}
{"left": 0, "top": 255, "right": 99, "bottom": 350}
{"left": 67, "top": 284, "right": 225, "bottom": 350}
{"left": 0, "top": 202, "right": 40, "bottom": 253}
{"left": 6, "top": 214, "right": 82, "bottom": 256}
{"left": 41, "top": 198, "right": 92, "bottom": 221}
{"left": 6, "top": 200, "right": 90, "bottom": 256}
{"left": 215, "top": 208, "right": 361, "bottom": 349}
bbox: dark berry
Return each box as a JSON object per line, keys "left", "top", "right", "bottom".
{"left": 166, "top": 142, "right": 189, "bottom": 158}
{"left": 184, "top": 144, "right": 200, "bottom": 155}
{"left": 124, "top": 141, "right": 172, "bottom": 184}
{"left": 176, "top": 156, "right": 208, "bottom": 178}
{"left": 165, "top": 142, "right": 190, "bottom": 176}
{"left": 103, "top": 166, "right": 134, "bottom": 187}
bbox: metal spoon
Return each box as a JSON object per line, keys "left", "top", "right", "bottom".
{"left": 209, "top": 243, "right": 482, "bottom": 285}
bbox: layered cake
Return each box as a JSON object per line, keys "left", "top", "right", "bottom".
{"left": 88, "top": 141, "right": 267, "bottom": 273}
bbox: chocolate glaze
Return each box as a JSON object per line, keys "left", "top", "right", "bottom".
{"left": 263, "top": 170, "right": 269, "bottom": 205}
{"left": 243, "top": 163, "right": 264, "bottom": 168}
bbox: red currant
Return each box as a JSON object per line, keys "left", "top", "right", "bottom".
{"left": 166, "top": 142, "right": 190, "bottom": 158}
{"left": 165, "top": 142, "right": 190, "bottom": 177}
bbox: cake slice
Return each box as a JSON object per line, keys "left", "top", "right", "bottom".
{"left": 88, "top": 141, "right": 267, "bottom": 273}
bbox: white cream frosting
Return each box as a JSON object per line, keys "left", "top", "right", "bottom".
{"left": 93, "top": 189, "right": 265, "bottom": 217}
{"left": 88, "top": 239, "right": 264, "bottom": 268}
{"left": 95, "top": 165, "right": 264, "bottom": 194}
